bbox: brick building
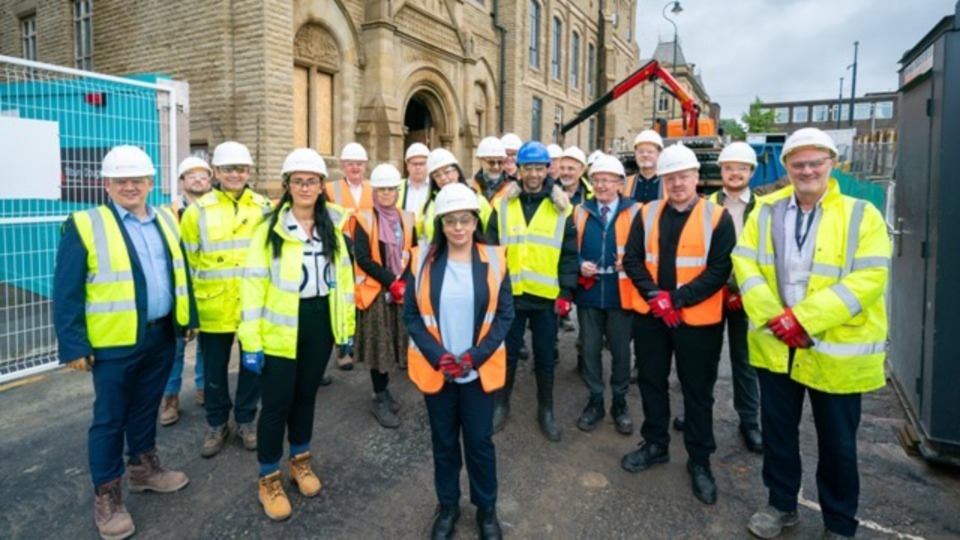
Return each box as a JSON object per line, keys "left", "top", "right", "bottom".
{"left": 1, "top": 0, "right": 644, "bottom": 193}
{"left": 759, "top": 91, "right": 898, "bottom": 136}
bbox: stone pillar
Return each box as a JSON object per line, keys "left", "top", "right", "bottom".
{"left": 355, "top": 0, "right": 405, "bottom": 167}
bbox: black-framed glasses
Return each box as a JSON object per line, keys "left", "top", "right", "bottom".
{"left": 218, "top": 165, "right": 249, "bottom": 174}
{"left": 289, "top": 178, "right": 322, "bottom": 189}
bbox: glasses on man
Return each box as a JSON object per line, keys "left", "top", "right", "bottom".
{"left": 218, "top": 165, "right": 249, "bottom": 174}
{"left": 109, "top": 177, "right": 151, "bottom": 186}
{"left": 786, "top": 157, "right": 832, "bottom": 172}
{"left": 183, "top": 172, "right": 210, "bottom": 181}
{"left": 520, "top": 164, "right": 546, "bottom": 173}
{"left": 721, "top": 164, "right": 752, "bottom": 174}
{"left": 483, "top": 159, "right": 504, "bottom": 167}
{"left": 441, "top": 214, "right": 477, "bottom": 228}
{"left": 591, "top": 177, "right": 623, "bottom": 186}
{"left": 289, "top": 178, "right": 322, "bottom": 189}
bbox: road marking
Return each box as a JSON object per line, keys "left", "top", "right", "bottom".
{"left": 798, "top": 493, "right": 925, "bottom": 539}
{"left": 0, "top": 374, "right": 45, "bottom": 392}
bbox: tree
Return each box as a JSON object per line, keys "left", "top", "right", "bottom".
{"left": 719, "top": 118, "right": 746, "bottom": 140}
{"left": 741, "top": 97, "right": 776, "bottom": 133}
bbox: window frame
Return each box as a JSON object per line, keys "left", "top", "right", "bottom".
{"left": 569, "top": 31, "right": 580, "bottom": 89}
{"left": 586, "top": 42, "right": 596, "bottom": 97}
{"left": 551, "top": 16, "right": 562, "bottom": 80}
{"left": 811, "top": 104, "right": 829, "bottom": 122}
{"left": 73, "top": 0, "right": 93, "bottom": 70}
{"left": 532, "top": 96, "right": 543, "bottom": 141}
{"left": 21, "top": 15, "right": 37, "bottom": 62}
{"left": 792, "top": 106, "right": 809, "bottom": 123}
{"left": 529, "top": 1, "right": 541, "bottom": 69}
{"left": 774, "top": 107, "right": 790, "bottom": 125}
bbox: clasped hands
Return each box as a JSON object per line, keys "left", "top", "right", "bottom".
{"left": 438, "top": 352, "right": 474, "bottom": 382}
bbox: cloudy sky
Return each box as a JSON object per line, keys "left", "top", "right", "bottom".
{"left": 633, "top": 0, "right": 957, "bottom": 119}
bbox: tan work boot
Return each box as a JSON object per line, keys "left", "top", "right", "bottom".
{"left": 195, "top": 389, "right": 204, "bottom": 407}
{"left": 94, "top": 478, "right": 135, "bottom": 540}
{"left": 288, "top": 452, "right": 322, "bottom": 497}
{"left": 258, "top": 471, "right": 292, "bottom": 521}
{"left": 159, "top": 395, "right": 180, "bottom": 426}
{"left": 201, "top": 424, "right": 230, "bottom": 458}
{"left": 237, "top": 422, "right": 257, "bottom": 451}
{"left": 336, "top": 353, "right": 354, "bottom": 370}
{"left": 127, "top": 450, "right": 189, "bottom": 493}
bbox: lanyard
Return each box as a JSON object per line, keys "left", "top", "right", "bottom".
{"left": 795, "top": 207, "right": 816, "bottom": 250}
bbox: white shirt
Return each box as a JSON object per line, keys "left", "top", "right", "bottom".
{"left": 348, "top": 181, "right": 363, "bottom": 207}
{"left": 404, "top": 180, "right": 430, "bottom": 214}
{"left": 782, "top": 194, "right": 824, "bottom": 307}
{"left": 282, "top": 209, "right": 330, "bottom": 298}
{"left": 722, "top": 189, "right": 751, "bottom": 238}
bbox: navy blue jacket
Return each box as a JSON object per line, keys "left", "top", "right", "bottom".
{"left": 573, "top": 195, "right": 639, "bottom": 309}
{"left": 630, "top": 173, "right": 662, "bottom": 204}
{"left": 403, "top": 243, "right": 515, "bottom": 369}
{"left": 53, "top": 203, "right": 199, "bottom": 363}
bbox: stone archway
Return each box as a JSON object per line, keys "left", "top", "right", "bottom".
{"left": 403, "top": 90, "right": 447, "bottom": 150}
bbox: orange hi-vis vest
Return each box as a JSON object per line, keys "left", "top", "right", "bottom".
{"left": 325, "top": 179, "right": 373, "bottom": 211}
{"left": 407, "top": 244, "right": 507, "bottom": 394}
{"left": 635, "top": 198, "right": 724, "bottom": 325}
{"left": 573, "top": 203, "right": 643, "bottom": 311}
{"left": 353, "top": 208, "right": 416, "bottom": 310}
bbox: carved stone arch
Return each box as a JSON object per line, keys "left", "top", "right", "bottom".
{"left": 294, "top": 23, "right": 341, "bottom": 71}
{"left": 397, "top": 64, "right": 462, "bottom": 152}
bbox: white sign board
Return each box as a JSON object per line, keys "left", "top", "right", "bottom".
{"left": 0, "top": 116, "right": 61, "bottom": 200}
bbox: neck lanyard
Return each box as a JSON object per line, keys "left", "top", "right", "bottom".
{"left": 795, "top": 206, "right": 815, "bottom": 250}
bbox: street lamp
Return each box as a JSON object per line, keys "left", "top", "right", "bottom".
{"left": 662, "top": 1, "right": 683, "bottom": 118}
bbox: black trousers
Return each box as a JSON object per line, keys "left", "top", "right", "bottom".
{"left": 424, "top": 379, "right": 497, "bottom": 509}
{"left": 758, "top": 360, "right": 862, "bottom": 537}
{"left": 505, "top": 308, "right": 557, "bottom": 374}
{"left": 634, "top": 314, "right": 723, "bottom": 465}
{"left": 257, "top": 297, "right": 334, "bottom": 465}
{"left": 578, "top": 306, "right": 633, "bottom": 400}
{"left": 201, "top": 331, "right": 260, "bottom": 427}
{"left": 726, "top": 308, "right": 760, "bottom": 426}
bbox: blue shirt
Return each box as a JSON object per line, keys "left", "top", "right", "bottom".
{"left": 439, "top": 260, "right": 478, "bottom": 384}
{"left": 113, "top": 202, "right": 173, "bottom": 320}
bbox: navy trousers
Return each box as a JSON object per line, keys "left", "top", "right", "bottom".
{"left": 424, "top": 379, "right": 497, "bottom": 509}
{"left": 757, "top": 364, "right": 862, "bottom": 537}
{"left": 201, "top": 331, "right": 260, "bottom": 427}
{"left": 89, "top": 319, "right": 175, "bottom": 487}
{"left": 505, "top": 308, "right": 557, "bottom": 374}
{"left": 726, "top": 308, "right": 760, "bottom": 426}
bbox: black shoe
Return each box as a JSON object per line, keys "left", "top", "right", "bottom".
{"left": 518, "top": 345, "right": 530, "bottom": 360}
{"left": 620, "top": 441, "right": 669, "bottom": 472}
{"left": 319, "top": 374, "right": 332, "bottom": 386}
{"left": 577, "top": 399, "right": 605, "bottom": 432}
{"left": 372, "top": 392, "right": 400, "bottom": 429}
{"left": 673, "top": 415, "right": 685, "bottom": 431}
{"left": 687, "top": 461, "right": 717, "bottom": 504}
{"left": 430, "top": 505, "right": 460, "bottom": 540}
{"left": 492, "top": 364, "right": 516, "bottom": 433}
{"left": 740, "top": 423, "right": 763, "bottom": 454}
{"left": 476, "top": 507, "right": 502, "bottom": 540}
{"left": 535, "top": 372, "right": 561, "bottom": 442}
{"left": 385, "top": 388, "right": 402, "bottom": 414}
{"left": 611, "top": 399, "right": 634, "bottom": 435}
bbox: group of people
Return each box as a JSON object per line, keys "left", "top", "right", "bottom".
{"left": 53, "top": 125, "right": 890, "bottom": 540}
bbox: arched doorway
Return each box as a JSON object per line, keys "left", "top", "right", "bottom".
{"left": 404, "top": 91, "right": 445, "bottom": 151}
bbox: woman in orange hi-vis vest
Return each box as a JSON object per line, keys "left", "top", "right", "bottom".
{"left": 353, "top": 164, "right": 416, "bottom": 429}
{"left": 402, "top": 183, "right": 514, "bottom": 540}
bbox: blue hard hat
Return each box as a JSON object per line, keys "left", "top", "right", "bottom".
{"left": 516, "top": 141, "right": 551, "bottom": 166}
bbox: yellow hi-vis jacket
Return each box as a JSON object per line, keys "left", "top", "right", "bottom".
{"left": 417, "top": 193, "right": 493, "bottom": 245}
{"left": 731, "top": 179, "right": 891, "bottom": 394}
{"left": 180, "top": 187, "right": 273, "bottom": 332}
{"left": 72, "top": 205, "right": 191, "bottom": 347}
{"left": 497, "top": 188, "right": 572, "bottom": 300}
{"left": 237, "top": 203, "right": 355, "bottom": 358}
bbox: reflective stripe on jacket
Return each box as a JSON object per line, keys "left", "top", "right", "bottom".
{"left": 498, "top": 194, "right": 571, "bottom": 300}
{"left": 324, "top": 179, "right": 373, "bottom": 211}
{"left": 731, "top": 179, "right": 891, "bottom": 394}
{"left": 353, "top": 208, "right": 415, "bottom": 310}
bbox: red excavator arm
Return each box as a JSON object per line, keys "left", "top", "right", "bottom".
{"left": 560, "top": 59, "right": 702, "bottom": 138}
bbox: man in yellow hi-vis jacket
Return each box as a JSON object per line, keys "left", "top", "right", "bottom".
{"left": 732, "top": 128, "right": 891, "bottom": 540}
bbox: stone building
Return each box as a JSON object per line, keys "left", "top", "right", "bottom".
{"left": 1, "top": 0, "right": 644, "bottom": 193}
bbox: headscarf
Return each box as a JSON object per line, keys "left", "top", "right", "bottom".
{"left": 375, "top": 198, "right": 405, "bottom": 277}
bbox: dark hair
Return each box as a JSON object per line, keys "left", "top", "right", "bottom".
{"left": 423, "top": 163, "right": 469, "bottom": 216}
{"left": 264, "top": 179, "right": 338, "bottom": 261}
{"left": 426, "top": 210, "right": 484, "bottom": 261}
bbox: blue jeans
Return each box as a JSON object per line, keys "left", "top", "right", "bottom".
{"left": 163, "top": 337, "right": 204, "bottom": 397}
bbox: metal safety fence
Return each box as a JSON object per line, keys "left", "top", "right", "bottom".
{"left": 0, "top": 55, "right": 178, "bottom": 382}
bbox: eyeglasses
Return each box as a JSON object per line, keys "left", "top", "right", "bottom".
{"left": 218, "top": 165, "right": 249, "bottom": 174}
{"left": 520, "top": 164, "right": 547, "bottom": 172}
{"left": 183, "top": 172, "right": 210, "bottom": 181}
{"left": 289, "top": 178, "right": 322, "bottom": 189}
{"left": 432, "top": 166, "right": 459, "bottom": 180}
{"left": 441, "top": 214, "right": 477, "bottom": 227}
{"left": 109, "top": 177, "right": 151, "bottom": 186}
{"left": 721, "top": 164, "right": 752, "bottom": 173}
{"left": 786, "top": 157, "right": 832, "bottom": 172}
{"left": 591, "top": 177, "right": 623, "bottom": 186}
{"left": 375, "top": 187, "right": 399, "bottom": 193}
{"left": 407, "top": 159, "right": 427, "bottom": 168}
{"left": 483, "top": 159, "right": 504, "bottom": 167}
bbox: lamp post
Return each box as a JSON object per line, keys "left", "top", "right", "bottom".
{"left": 662, "top": 1, "right": 683, "bottom": 118}
{"left": 836, "top": 76, "right": 844, "bottom": 129}
{"left": 848, "top": 40, "right": 859, "bottom": 127}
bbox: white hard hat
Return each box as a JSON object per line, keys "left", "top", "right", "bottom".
{"left": 561, "top": 146, "right": 587, "bottom": 166}
{"left": 370, "top": 163, "right": 403, "bottom": 188}
{"left": 339, "top": 142, "right": 369, "bottom": 162}
{"left": 589, "top": 154, "right": 626, "bottom": 178}
{"left": 211, "top": 141, "right": 253, "bottom": 167}
{"left": 405, "top": 142, "right": 430, "bottom": 161}
{"left": 546, "top": 144, "right": 563, "bottom": 159}
{"left": 586, "top": 150, "right": 605, "bottom": 166}
{"left": 427, "top": 148, "right": 459, "bottom": 176}
{"left": 781, "top": 128, "right": 839, "bottom": 165}
{"left": 281, "top": 148, "right": 328, "bottom": 178}
{"left": 476, "top": 136, "right": 507, "bottom": 158}
{"left": 434, "top": 183, "right": 480, "bottom": 216}
{"left": 657, "top": 143, "right": 700, "bottom": 176}
{"left": 633, "top": 129, "right": 664, "bottom": 150}
{"left": 102, "top": 145, "right": 156, "bottom": 178}
{"left": 177, "top": 156, "right": 211, "bottom": 178}
{"left": 718, "top": 142, "right": 758, "bottom": 168}
{"left": 501, "top": 133, "right": 522, "bottom": 152}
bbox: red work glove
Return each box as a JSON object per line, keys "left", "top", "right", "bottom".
{"left": 726, "top": 292, "right": 743, "bottom": 311}
{"left": 438, "top": 354, "right": 463, "bottom": 382}
{"left": 456, "top": 352, "right": 474, "bottom": 373}
{"left": 389, "top": 279, "right": 406, "bottom": 304}
{"left": 651, "top": 291, "right": 682, "bottom": 328}
{"left": 577, "top": 274, "right": 597, "bottom": 290}
{"left": 554, "top": 297, "right": 572, "bottom": 317}
{"left": 768, "top": 308, "right": 814, "bottom": 348}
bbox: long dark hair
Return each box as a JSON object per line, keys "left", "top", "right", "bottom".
{"left": 264, "top": 181, "right": 338, "bottom": 261}
{"left": 423, "top": 163, "right": 469, "bottom": 216}
{"left": 426, "top": 210, "right": 485, "bottom": 261}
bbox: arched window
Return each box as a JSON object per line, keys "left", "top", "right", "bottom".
{"left": 529, "top": 1, "right": 541, "bottom": 69}
{"left": 551, "top": 16, "right": 562, "bottom": 80}
{"left": 570, "top": 31, "right": 580, "bottom": 88}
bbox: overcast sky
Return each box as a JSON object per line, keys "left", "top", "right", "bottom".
{"left": 633, "top": 0, "right": 957, "bottom": 119}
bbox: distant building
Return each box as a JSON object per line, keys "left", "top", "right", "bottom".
{"left": 760, "top": 92, "right": 897, "bottom": 136}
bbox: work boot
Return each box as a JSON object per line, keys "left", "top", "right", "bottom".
{"left": 518, "top": 344, "right": 530, "bottom": 360}
{"left": 620, "top": 441, "right": 669, "bottom": 472}
{"left": 127, "top": 450, "right": 189, "bottom": 493}
{"left": 319, "top": 374, "right": 333, "bottom": 386}
{"left": 201, "top": 424, "right": 230, "bottom": 458}
{"left": 611, "top": 397, "right": 634, "bottom": 435}
{"left": 492, "top": 363, "right": 517, "bottom": 433}
{"left": 94, "top": 478, "right": 135, "bottom": 540}
{"left": 258, "top": 471, "right": 292, "bottom": 521}
{"left": 372, "top": 391, "right": 401, "bottom": 428}
{"left": 747, "top": 505, "right": 800, "bottom": 539}
{"left": 430, "top": 504, "right": 460, "bottom": 540}
{"left": 194, "top": 389, "right": 204, "bottom": 407}
{"left": 687, "top": 460, "right": 717, "bottom": 505}
{"left": 476, "top": 507, "right": 503, "bottom": 540}
{"left": 535, "top": 371, "right": 561, "bottom": 442}
{"left": 560, "top": 314, "right": 576, "bottom": 332}
{"left": 237, "top": 422, "right": 257, "bottom": 450}
{"left": 673, "top": 414, "right": 685, "bottom": 431}
{"left": 336, "top": 352, "right": 354, "bottom": 370}
{"left": 577, "top": 397, "right": 605, "bottom": 432}
{"left": 288, "top": 451, "right": 322, "bottom": 497}
{"left": 740, "top": 422, "right": 764, "bottom": 454}
{"left": 159, "top": 395, "right": 180, "bottom": 427}
{"left": 385, "top": 387, "right": 402, "bottom": 413}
